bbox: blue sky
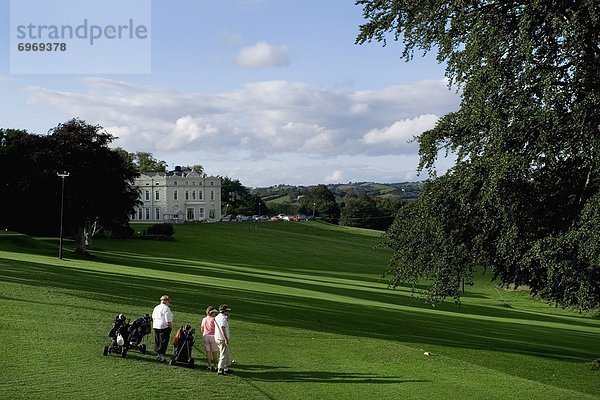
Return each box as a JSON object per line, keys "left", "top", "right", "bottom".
{"left": 0, "top": 0, "right": 459, "bottom": 187}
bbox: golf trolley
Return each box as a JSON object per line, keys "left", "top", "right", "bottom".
{"left": 127, "top": 314, "right": 152, "bottom": 353}
{"left": 170, "top": 324, "right": 196, "bottom": 368}
{"left": 103, "top": 313, "right": 152, "bottom": 358}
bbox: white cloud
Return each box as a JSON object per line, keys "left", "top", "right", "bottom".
{"left": 235, "top": 41, "right": 290, "bottom": 68}
{"left": 324, "top": 170, "right": 344, "bottom": 183}
{"left": 167, "top": 116, "right": 220, "bottom": 149}
{"left": 362, "top": 114, "right": 439, "bottom": 148}
{"left": 349, "top": 103, "right": 369, "bottom": 115}
{"left": 25, "top": 78, "right": 459, "bottom": 184}
{"left": 26, "top": 78, "right": 459, "bottom": 158}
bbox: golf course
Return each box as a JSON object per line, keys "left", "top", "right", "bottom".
{"left": 0, "top": 222, "right": 598, "bottom": 399}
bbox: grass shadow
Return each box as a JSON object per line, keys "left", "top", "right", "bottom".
{"left": 234, "top": 367, "right": 428, "bottom": 384}
{"left": 86, "top": 248, "right": 600, "bottom": 330}
{"left": 0, "top": 258, "right": 597, "bottom": 364}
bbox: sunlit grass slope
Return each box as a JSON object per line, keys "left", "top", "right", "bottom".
{"left": 0, "top": 223, "right": 598, "bottom": 400}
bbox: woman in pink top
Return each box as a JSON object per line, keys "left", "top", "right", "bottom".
{"left": 200, "top": 306, "right": 219, "bottom": 371}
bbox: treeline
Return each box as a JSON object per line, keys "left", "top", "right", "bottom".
{"left": 254, "top": 181, "right": 422, "bottom": 203}
{"left": 225, "top": 180, "right": 406, "bottom": 231}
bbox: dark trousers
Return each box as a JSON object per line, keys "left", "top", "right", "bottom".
{"left": 154, "top": 327, "right": 172, "bottom": 355}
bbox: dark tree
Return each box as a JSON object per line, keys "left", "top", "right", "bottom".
{"left": 357, "top": 0, "right": 600, "bottom": 309}
{"left": 340, "top": 194, "right": 381, "bottom": 229}
{"left": 0, "top": 129, "right": 50, "bottom": 235}
{"left": 133, "top": 151, "right": 167, "bottom": 173}
{"left": 340, "top": 194, "right": 401, "bottom": 231}
{"left": 220, "top": 177, "right": 251, "bottom": 214}
{"left": 219, "top": 178, "right": 268, "bottom": 216}
{"left": 0, "top": 119, "right": 140, "bottom": 253}
{"left": 191, "top": 164, "right": 205, "bottom": 176}
{"left": 298, "top": 185, "right": 340, "bottom": 223}
{"left": 239, "top": 194, "right": 268, "bottom": 216}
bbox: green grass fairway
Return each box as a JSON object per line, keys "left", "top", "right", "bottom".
{"left": 0, "top": 223, "right": 598, "bottom": 399}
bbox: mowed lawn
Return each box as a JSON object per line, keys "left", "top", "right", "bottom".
{"left": 0, "top": 222, "right": 598, "bottom": 400}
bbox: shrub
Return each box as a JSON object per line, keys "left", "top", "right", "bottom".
{"left": 145, "top": 223, "right": 174, "bottom": 237}
{"left": 110, "top": 223, "right": 134, "bottom": 239}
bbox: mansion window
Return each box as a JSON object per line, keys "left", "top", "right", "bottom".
{"left": 174, "top": 190, "right": 178, "bottom": 201}
{"left": 187, "top": 208, "right": 195, "bottom": 220}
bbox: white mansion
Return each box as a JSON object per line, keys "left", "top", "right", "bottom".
{"left": 131, "top": 167, "right": 222, "bottom": 223}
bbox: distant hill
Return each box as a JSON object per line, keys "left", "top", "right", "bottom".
{"left": 253, "top": 181, "right": 423, "bottom": 206}
{"left": 328, "top": 181, "right": 422, "bottom": 201}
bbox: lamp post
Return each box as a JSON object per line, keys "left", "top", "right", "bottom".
{"left": 150, "top": 177, "right": 151, "bottom": 219}
{"left": 312, "top": 202, "right": 316, "bottom": 219}
{"left": 57, "top": 172, "right": 70, "bottom": 259}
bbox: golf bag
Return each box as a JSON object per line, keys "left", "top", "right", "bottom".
{"left": 103, "top": 314, "right": 130, "bottom": 358}
{"left": 170, "top": 324, "right": 195, "bottom": 367}
{"left": 126, "top": 313, "right": 152, "bottom": 354}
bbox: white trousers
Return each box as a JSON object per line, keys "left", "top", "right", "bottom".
{"left": 216, "top": 339, "right": 232, "bottom": 370}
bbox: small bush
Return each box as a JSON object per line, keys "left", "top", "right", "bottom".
{"left": 111, "top": 224, "right": 134, "bottom": 239}
{"left": 145, "top": 223, "right": 174, "bottom": 237}
{"left": 588, "top": 307, "right": 600, "bottom": 318}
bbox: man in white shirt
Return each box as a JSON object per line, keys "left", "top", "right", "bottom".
{"left": 214, "top": 304, "right": 233, "bottom": 375}
{"left": 152, "top": 295, "right": 173, "bottom": 362}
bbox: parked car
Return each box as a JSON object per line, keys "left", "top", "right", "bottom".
{"left": 271, "top": 214, "right": 288, "bottom": 221}
{"left": 257, "top": 215, "right": 269, "bottom": 221}
{"left": 221, "top": 215, "right": 236, "bottom": 222}
{"left": 291, "top": 214, "right": 308, "bottom": 221}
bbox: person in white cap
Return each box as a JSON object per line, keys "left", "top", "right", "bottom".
{"left": 152, "top": 294, "right": 173, "bottom": 362}
{"left": 214, "top": 304, "right": 233, "bottom": 375}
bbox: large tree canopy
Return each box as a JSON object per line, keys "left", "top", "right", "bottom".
{"left": 339, "top": 194, "right": 400, "bottom": 231}
{"left": 0, "top": 119, "right": 140, "bottom": 251}
{"left": 219, "top": 177, "right": 268, "bottom": 216}
{"left": 132, "top": 151, "right": 168, "bottom": 173}
{"left": 357, "top": 0, "right": 600, "bottom": 309}
{"left": 298, "top": 185, "right": 341, "bottom": 222}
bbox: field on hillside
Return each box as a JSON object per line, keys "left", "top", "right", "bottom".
{"left": 0, "top": 222, "right": 598, "bottom": 400}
